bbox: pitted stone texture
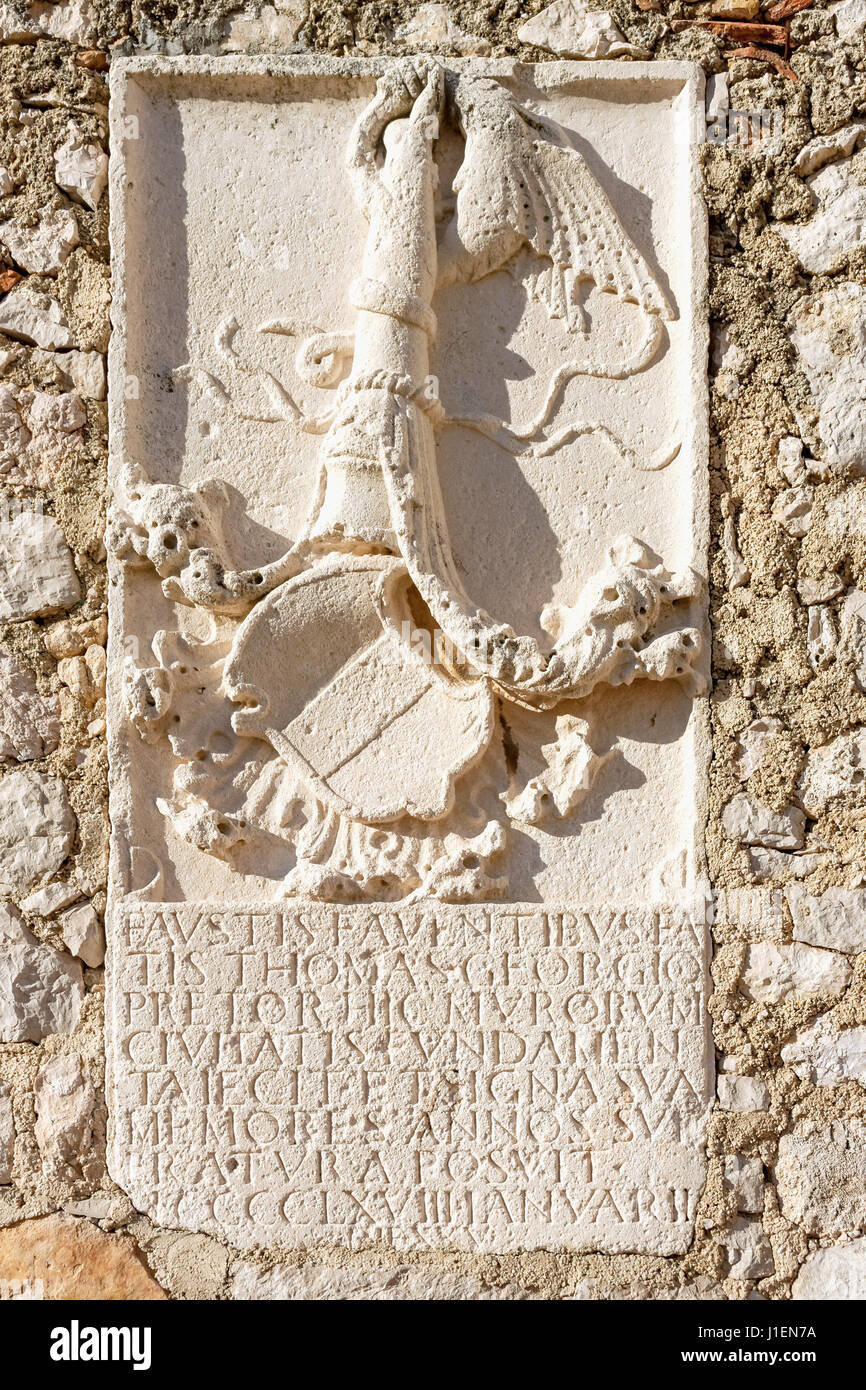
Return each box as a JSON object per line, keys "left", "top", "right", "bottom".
{"left": 0, "top": 1079, "right": 13, "bottom": 1185}
{"left": 782, "top": 1017, "right": 866, "bottom": 1085}
{"left": 739, "top": 942, "right": 851, "bottom": 1003}
{"left": 723, "top": 1156, "right": 764, "bottom": 1214}
{"left": 0, "top": 512, "right": 80, "bottom": 621}
{"left": 717, "top": 1075, "right": 770, "bottom": 1112}
{"left": 230, "top": 1259, "right": 537, "bottom": 1301}
{"left": 799, "top": 727, "right": 866, "bottom": 820}
{"left": 793, "top": 1239, "right": 866, "bottom": 1299}
{"left": 34, "top": 1053, "right": 94, "bottom": 1182}
{"left": 0, "top": 286, "right": 73, "bottom": 350}
{"left": 0, "top": 902, "right": 83, "bottom": 1043}
{"left": 517, "top": 0, "right": 648, "bottom": 58}
{"left": 107, "top": 57, "right": 709, "bottom": 1256}
{"left": 721, "top": 793, "right": 805, "bottom": 850}
{"left": 0, "top": 1215, "right": 165, "bottom": 1301}
{"left": 723, "top": 1217, "right": 775, "bottom": 1279}
{"left": 776, "top": 1120, "right": 866, "bottom": 1236}
{"left": 0, "top": 771, "right": 75, "bottom": 892}
{"left": 0, "top": 207, "right": 78, "bottom": 276}
{"left": 787, "top": 887, "right": 866, "bottom": 953}
{"left": 0, "top": 651, "right": 60, "bottom": 761}
{"left": 58, "top": 901, "right": 104, "bottom": 968}
{"left": 54, "top": 123, "right": 107, "bottom": 212}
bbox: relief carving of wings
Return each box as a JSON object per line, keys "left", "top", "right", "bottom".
{"left": 439, "top": 76, "right": 673, "bottom": 334}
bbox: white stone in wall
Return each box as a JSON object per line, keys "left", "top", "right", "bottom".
{"left": 33, "top": 1052, "right": 94, "bottom": 1182}
{"left": 0, "top": 902, "right": 83, "bottom": 1043}
{"left": 776, "top": 1121, "right": 866, "bottom": 1236}
{"left": 0, "top": 512, "right": 80, "bottom": 621}
{"left": 723, "top": 1217, "right": 774, "bottom": 1279}
{"left": 55, "top": 349, "right": 105, "bottom": 401}
{"left": 806, "top": 604, "right": 836, "bottom": 671}
{"left": 721, "top": 792, "right": 805, "bottom": 850}
{"left": 782, "top": 1016, "right": 866, "bottom": 1085}
{"left": 787, "top": 887, "right": 866, "bottom": 953}
{"left": 793, "top": 1238, "right": 866, "bottom": 1299}
{"left": 53, "top": 123, "right": 107, "bottom": 212}
{"left": 789, "top": 283, "right": 866, "bottom": 474}
{"left": 395, "top": 3, "right": 491, "bottom": 54}
{"left": 58, "top": 900, "right": 104, "bottom": 968}
{"left": 748, "top": 847, "right": 830, "bottom": 882}
{"left": 517, "top": 0, "right": 649, "bottom": 58}
{"left": 19, "top": 880, "right": 81, "bottom": 917}
{"left": 777, "top": 149, "right": 866, "bottom": 274}
{"left": 723, "top": 1155, "right": 764, "bottom": 1214}
{"left": 772, "top": 485, "right": 813, "bottom": 537}
{"left": 799, "top": 727, "right": 866, "bottom": 819}
{"left": 0, "top": 206, "right": 78, "bottom": 276}
{"left": 830, "top": 0, "right": 866, "bottom": 41}
{"left": 0, "top": 285, "right": 73, "bottom": 350}
{"left": 0, "top": 650, "right": 60, "bottom": 761}
{"left": 717, "top": 1075, "right": 770, "bottom": 1112}
{"left": 732, "top": 717, "right": 782, "bottom": 780}
{"left": 0, "top": 771, "right": 75, "bottom": 893}
{"left": 0, "top": 1078, "right": 13, "bottom": 1184}
{"left": 107, "top": 56, "right": 709, "bottom": 1256}
{"left": 29, "top": 0, "right": 95, "bottom": 44}
{"left": 739, "top": 942, "right": 851, "bottom": 1004}
{"left": 222, "top": 0, "right": 308, "bottom": 53}
{"left": 794, "top": 119, "right": 866, "bottom": 176}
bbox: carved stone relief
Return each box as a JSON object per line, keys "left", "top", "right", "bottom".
{"left": 107, "top": 56, "right": 710, "bottom": 1253}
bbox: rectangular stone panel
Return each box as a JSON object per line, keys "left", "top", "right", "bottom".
{"left": 107, "top": 56, "right": 710, "bottom": 1253}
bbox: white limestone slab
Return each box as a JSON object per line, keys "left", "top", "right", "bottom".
{"left": 107, "top": 56, "right": 710, "bottom": 1254}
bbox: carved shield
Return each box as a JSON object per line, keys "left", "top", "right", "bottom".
{"left": 223, "top": 553, "right": 494, "bottom": 823}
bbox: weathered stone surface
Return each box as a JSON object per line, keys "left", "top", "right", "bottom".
{"left": 145, "top": 1232, "right": 229, "bottom": 1300}
{"left": 793, "top": 1238, "right": 866, "bottom": 1299}
{"left": 787, "top": 887, "right": 866, "bottom": 953}
{"left": 0, "top": 650, "right": 60, "bottom": 761}
{"left": 33, "top": 1053, "right": 94, "bottom": 1181}
{"left": 723, "top": 1155, "right": 764, "bottom": 1214}
{"left": 107, "top": 56, "right": 709, "bottom": 1256}
{"left": 721, "top": 792, "right": 805, "bottom": 849}
{"left": 717, "top": 1075, "right": 770, "bottom": 1112}
{"left": 777, "top": 150, "right": 866, "bottom": 273}
{"left": 799, "top": 727, "right": 866, "bottom": 819}
{"left": 0, "top": 771, "right": 75, "bottom": 892}
{"left": 732, "top": 717, "right": 783, "bottom": 780}
{"left": 55, "top": 348, "right": 105, "bottom": 400}
{"left": 0, "top": 285, "right": 73, "bottom": 350}
{"left": 789, "top": 283, "right": 866, "bottom": 474}
{"left": 0, "top": 902, "right": 83, "bottom": 1042}
{"left": 794, "top": 120, "right": 866, "bottom": 176}
{"left": 723, "top": 1216, "right": 775, "bottom": 1279}
{"left": 54, "top": 122, "right": 107, "bottom": 211}
{"left": 776, "top": 1121, "right": 866, "bottom": 1236}
{"left": 517, "top": 0, "right": 648, "bottom": 58}
{"left": 0, "top": 511, "right": 80, "bottom": 621}
{"left": 0, "top": 1079, "right": 13, "bottom": 1184}
{"left": 19, "top": 880, "right": 80, "bottom": 917}
{"left": 0, "top": 206, "right": 78, "bottom": 275}
{"left": 230, "top": 1259, "right": 535, "bottom": 1301}
{"left": 58, "top": 900, "right": 104, "bottom": 968}
{"left": 740, "top": 942, "right": 851, "bottom": 1003}
{"left": 0, "top": 1215, "right": 165, "bottom": 1300}
{"left": 782, "top": 1018, "right": 866, "bottom": 1085}
{"left": 395, "top": 3, "right": 491, "bottom": 54}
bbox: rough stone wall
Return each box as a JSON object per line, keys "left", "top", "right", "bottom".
{"left": 0, "top": 0, "right": 865, "bottom": 1301}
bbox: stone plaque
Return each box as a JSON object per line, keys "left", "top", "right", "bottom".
{"left": 107, "top": 56, "right": 710, "bottom": 1254}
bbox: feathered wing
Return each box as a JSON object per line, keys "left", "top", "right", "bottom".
{"left": 519, "top": 138, "right": 673, "bottom": 331}
{"left": 441, "top": 87, "right": 673, "bottom": 333}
